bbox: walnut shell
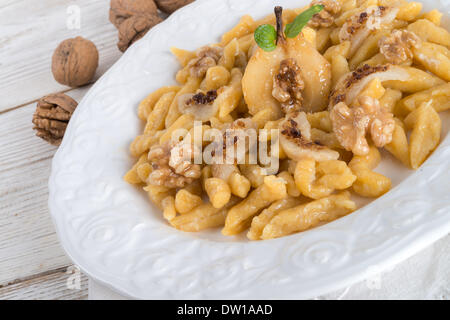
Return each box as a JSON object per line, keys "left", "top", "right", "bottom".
{"left": 154, "top": 0, "right": 194, "bottom": 14}
{"left": 32, "top": 93, "right": 78, "bottom": 146}
{"left": 117, "top": 14, "right": 163, "bottom": 52}
{"left": 52, "top": 37, "right": 99, "bottom": 87}
{"left": 109, "top": 0, "right": 158, "bottom": 28}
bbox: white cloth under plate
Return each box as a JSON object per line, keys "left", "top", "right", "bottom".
{"left": 88, "top": 234, "right": 450, "bottom": 300}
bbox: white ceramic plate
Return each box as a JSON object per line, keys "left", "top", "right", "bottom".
{"left": 49, "top": 0, "right": 450, "bottom": 299}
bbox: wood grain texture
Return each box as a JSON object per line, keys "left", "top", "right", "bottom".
{"left": 0, "top": 266, "right": 88, "bottom": 300}
{"left": 0, "top": 0, "right": 162, "bottom": 299}
{"left": 0, "top": 0, "right": 121, "bottom": 112}
{"left": 0, "top": 88, "right": 89, "bottom": 287}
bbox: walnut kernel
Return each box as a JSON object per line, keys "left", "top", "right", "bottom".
{"left": 309, "top": 0, "right": 341, "bottom": 28}
{"left": 32, "top": 93, "right": 78, "bottom": 146}
{"left": 272, "top": 58, "right": 305, "bottom": 114}
{"left": 379, "top": 29, "right": 422, "bottom": 65}
{"left": 330, "top": 96, "right": 395, "bottom": 155}
{"left": 147, "top": 141, "right": 201, "bottom": 188}
{"left": 187, "top": 46, "right": 223, "bottom": 78}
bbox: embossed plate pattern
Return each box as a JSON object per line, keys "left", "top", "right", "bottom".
{"left": 49, "top": 0, "right": 450, "bottom": 299}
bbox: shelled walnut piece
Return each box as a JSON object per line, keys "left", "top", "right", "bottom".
{"left": 187, "top": 46, "right": 223, "bottom": 78}
{"left": 272, "top": 58, "right": 305, "bottom": 114}
{"left": 379, "top": 30, "right": 422, "bottom": 65}
{"left": 154, "top": 0, "right": 194, "bottom": 14}
{"left": 330, "top": 96, "right": 395, "bottom": 156}
{"left": 309, "top": 0, "right": 341, "bottom": 28}
{"left": 52, "top": 37, "right": 99, "bottom": 87}
{"left": 147, "top": 140, "right": 201, "bottom": 188}
{"left": 32, "top": 93, "right": 78, "bottom": 146}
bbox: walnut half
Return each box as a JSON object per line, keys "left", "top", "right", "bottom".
{"left": 379, "top": 29, "right": 422, "bottom": 65}
{"left": 330, "top": 96, "right": 395, "bottom": 155}
{"left": 147, "top": 140, "right": 201, "bottom": 188}
{"left": 187, "top": 46, "right": 224, "bottom": 78}
{"left": 309, "top": 0, "right": 341, "bottom": 28}
{"left": 32, "top": 93, "right": 78, "bottom": 146}
{"left": 272, "top": 58, "right": 305, "bottom": 114}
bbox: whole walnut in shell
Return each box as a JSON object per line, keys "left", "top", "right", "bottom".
{"left": 32, "top": 93, "right": 78, "bottom": 146}
{"left": 117, "top": 14, "right": 163, "bottom": 52}
{"left": 52, "top": 37, "right": 99, "bottom": 87}
{"left": 154, "top": 0, "right": 194, "bottom": 14}
{"left": 109, "top": 0, "right": 158, "bottom": 28}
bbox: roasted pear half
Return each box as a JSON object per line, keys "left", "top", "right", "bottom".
{"left": 242, "top": 6, "right": 331, "bottom": 117}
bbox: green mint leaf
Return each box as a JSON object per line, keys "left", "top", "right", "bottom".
{"left": 284, "top": 5, "right": 324, "bottom": 38}
{"left": 254, "top": 24, "right": 277, "bottom": 52}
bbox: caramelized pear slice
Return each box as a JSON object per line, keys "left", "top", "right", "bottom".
{"left": 242, "top": 7, "right": 331, "bottom": 116}
{"left": 329, "top": 64, "right": 410, "bottom": 108}
{"left": 329, "top": 64, "right": 445, "bottom": 109}
{"left": 279, "top": 112, "right": 339, "bottom": 162}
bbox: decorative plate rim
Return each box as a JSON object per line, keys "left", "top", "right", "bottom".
{"left": 49, "top": 0, "right": 450, "bottom": 299}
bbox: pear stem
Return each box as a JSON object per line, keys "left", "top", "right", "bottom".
{"left": 275, "top": 6, "right": 285, "bottom": 45}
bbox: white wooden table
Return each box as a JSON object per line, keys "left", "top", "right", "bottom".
{"left": 0, "top": 0, "right": 122, "bottom": 299}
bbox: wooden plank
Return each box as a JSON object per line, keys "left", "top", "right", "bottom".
{"left": 0, "top": 88, "right": 88, "bottom": 286}
{"left": 0, "top": 0, "right": 121, "bottom": 112}
{"left": 0, "top": 0, "right": 126, "bottom": 299}
{"left": 0, "top": 267, "right": 88, "bottom": 300}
